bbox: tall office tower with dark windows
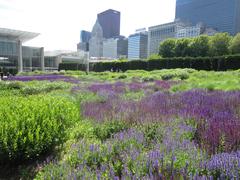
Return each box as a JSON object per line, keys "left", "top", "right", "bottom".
{"left": 175, "top": 0, "right": 240, "bottom": 35}
{"left": 80, "top": 30, "right": 91, "bottom": 43}
{"left": 97, "top": 9, "right": 120, "bottom": 38}
{"left": 77, "top": 30, "right": 91, "bottom": 52}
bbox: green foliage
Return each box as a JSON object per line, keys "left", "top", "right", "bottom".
{"left": 59, "top": 63, "right": 86, "bottom": 71}
{"left": 171, "top": 70, "right": 240, "bottom": 92}
{"left": 148, "top": 54, "right": 162, "bottom": 60}
{"left": 159, "top": 38, "right": 176, "bottom": 57}
{"left": 0, "top": 81, "right": 71, "bottom": 95}
{"left": 158, "top": 33, "right": 240, "bottom": 58}
{"left": 0, "top": 95, "right": 79, "bottom": 163}
{"left": 69, "top": 120, "right": 127, "bottom": 141}
{"left": 0, "top": 81, "right": 23, "bottom": 90}
{"left": 175, "top": 38, "right": 192, "bottom": 57}
{"left": 91, "top": 54, "right": 240, "bottom": 72}
{"left": 92, "top": 121, "right": 127, "bottom": 141}
{"left": 209, "top": 33, "right": 232, "bottom": 56}
{"left": 229, "top": 33, "right": 240, "bottom": 54}
{"left": 190, "top": 35, "right": 210, "bottom": 57}
{"left": 19, "top": 81, "right": 71, "bottom": 95}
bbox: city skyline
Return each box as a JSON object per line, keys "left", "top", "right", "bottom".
{"left": 0, "top": 0, "right": 176, "bottom": 51}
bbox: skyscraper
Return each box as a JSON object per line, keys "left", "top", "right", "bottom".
{"left": 77, "top": 30, "right": 91, "bottom": 52}
{"left": 89, "top": 20, "right": 104, "bottom": 58}
{"left": 175, "top": 0, "right": 240, "bottom": 35}
{"left": 128, "top": 31, "right": 148, "bottom": 60}
{"left": 148, "top": 22, "right": 178, "bottom": 56}
{"left": 97, "top": 9, "right": 120, "bottom": 38}
{"left": 80, "top": 30, "right": 91, "bottom": 43}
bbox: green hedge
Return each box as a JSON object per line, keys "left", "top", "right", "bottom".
{"left": 59, "top": 63, "right": 86, "bottom": 71}
{"left": 57, "top": 55, "right": 240, "bottom": 72}
{"left": 89, "top": 55, "right": 240, "bottom": 72}
{"left": 0, "top": 95, "right": 79, "bottom": 164}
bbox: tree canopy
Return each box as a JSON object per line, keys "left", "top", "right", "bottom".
{"left": 158, "top": 32, "right": 238, "bottom": 58}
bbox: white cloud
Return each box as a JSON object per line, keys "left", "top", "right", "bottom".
{"left": 0, "top": 0, "right": 176, "bottom": 51}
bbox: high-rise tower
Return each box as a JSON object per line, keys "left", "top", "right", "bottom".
{"left": 97, "top": 9, "right": 120, "bottom": 38}
{"left": 175, "top": 0, "right": 240, "bottom": 35}
{"left": 89, "top": 20, "right": 104, "bottom": 57}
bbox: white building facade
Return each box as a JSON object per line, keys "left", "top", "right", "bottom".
{"left": 103, "top": 37, "right": 128, "bottom": 59}
{"left": 147, "top": 21, "right": 217, "bottom": 56}
{"left": 148, "top": 22, "right": 181, "bottom": 56}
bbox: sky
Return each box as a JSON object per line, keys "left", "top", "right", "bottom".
{"left": 0, "top": 0, "right": 176, "bottom": 51}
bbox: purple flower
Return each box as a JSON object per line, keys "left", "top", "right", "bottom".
{"left": 8, "top": 74, "right": 80, "bottom": 83}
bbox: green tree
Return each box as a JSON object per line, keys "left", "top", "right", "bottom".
{"left": 175, "top": 38, "right": 192, "bottom": 57}
{"left": 159, "top": 38, "right": 176, "bottom": 57}
{"left": 148, "top": 54, "right": 162, "bottom": 60}
{"left": 190, "top": 35, "right": 210, "bottom": 57}
{"left": 210, "top": 33, "right": 232, "bottom": 56}
{"left": 229, "top": 33, "right": 240, "bottom": 54}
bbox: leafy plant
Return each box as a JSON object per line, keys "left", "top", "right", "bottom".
{"left": 0, "top": 95, "right": 79, "bottom": 163}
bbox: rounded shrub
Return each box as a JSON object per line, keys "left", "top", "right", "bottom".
{"left": 0, "top": 95, "right": 79, "bottom": 164}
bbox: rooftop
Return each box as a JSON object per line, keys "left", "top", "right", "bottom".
{"left": 0, "top": 27, "right": 40, "bottom": 43}
{"left": 98, "top": 9, "right": 120, "bottom": 16}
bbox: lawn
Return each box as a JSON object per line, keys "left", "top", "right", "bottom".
{"left": 0, "top": 69, "right": 240, "bottom": 179}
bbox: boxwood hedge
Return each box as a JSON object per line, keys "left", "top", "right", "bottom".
{"left": 0, "top": 95, "right": 79, "bottom": 164}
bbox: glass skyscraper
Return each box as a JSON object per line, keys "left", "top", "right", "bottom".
{"left": 97, "top": 9, "right": 120, "bottom": 39}
{"left": 77, "top": 30, "right": 91, "bottom": 52}
{"left": 128, "top": 32, "right": 148, "bottom": 60}
{"left": 175, "top": 0, "right": 240, "bottom": 35}
{"left": 80, "top": 30, "right": 91, "bottom": 43}
{"left": 89, "top": 20, "right": 104, "bottom": 58}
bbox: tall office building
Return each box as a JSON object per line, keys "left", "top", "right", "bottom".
{"left": 175, "top": 0, "right": 240, "bottom": 35}
{"left": 128, "top": 31, "right": 148, "bottom": 60}
{"left": 89, "top": 20, "right": 104, "bottom": 58}
{"left": 148, "top": 22, "right": 180, "bottom": 56}
{"left": 77, "top": 30, "right": 91, "bottom": 52}
{"left": 80, "top": 30, "right": 91, "bottom": 43}
{"left": 148, "top": 21, "right": 217, "bottom": 56}
{"left": 97, "top": 9, "right": 120, "bottom": 38}
{"left": 176, "top": 23, "right": 217, "bottom": 38}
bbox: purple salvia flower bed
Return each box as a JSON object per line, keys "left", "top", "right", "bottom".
{"left": 88, "top": 81, "right": 126, "bottom": 94}
{"left": 82, "top": 90, "right": 240, "bottom": 154}
{"left": 203, "top": 151, "right": 240, "bottom": 179}
{"left": 7, "top": 74, "right": 80, "bottom": 84}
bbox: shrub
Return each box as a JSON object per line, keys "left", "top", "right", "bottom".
{"left": 59, "top": 63, "right": 86, "bottom": 71}
{"left": 229, "top": 33, "right": 240, "bottom": 54}
{"left": 91, "top": 55, "right": 240, "bottom": 72}
{"left": 0, "top": 95, "right": 79, "bottom": 164}
{"left": 19, "top": 81, "right": 70, "bottom": 95}
{"left": 0, "top": 81, "right": 23, "bottom": 90}
{"left": 118, "top": 74, "right": 127, "bottom": 79}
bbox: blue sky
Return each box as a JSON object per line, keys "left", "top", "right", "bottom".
{"left": 0, "top": 0, "right": 176, "bottom": 51}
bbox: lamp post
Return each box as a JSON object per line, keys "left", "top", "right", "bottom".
{"left": 84, "top": 52, "right": 89, "bottom": 75}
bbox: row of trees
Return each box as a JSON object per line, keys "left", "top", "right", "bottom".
{"left": 159, "top": 33, "right": 240, "bottom": 58}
